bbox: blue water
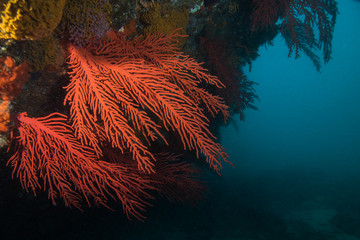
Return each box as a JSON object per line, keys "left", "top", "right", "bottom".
{"left": 222, "top": 0, "right": 360, "bottom": 178}
{"left": 216, "top": 0, "right": 360, "bottom": 239}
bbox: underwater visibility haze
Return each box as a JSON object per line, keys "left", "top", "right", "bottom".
{"left": 0, "top": 0, "right": 359, "bottom": 239}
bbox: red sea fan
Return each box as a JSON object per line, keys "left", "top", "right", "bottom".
{"left": 64, "top": 30, "right": 231, "bottom": 174}
{"left": 251, "top": 0, "right": 280, "bottom": 31}
{"left": 200, "top": 37, "right": 258, "bottom": 120}
{"left": 8, "top": 112, "right": 155, "bottom": 220}
{"left": 6, "top": 30, "right": 231, "bottom": 220}
{"left": 251, "top": 0, "right": 337, "bottom": 70}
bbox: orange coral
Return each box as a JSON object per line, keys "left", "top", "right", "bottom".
{"left": 9, "top": 112, "right": 205, "bottom": 219}
{"left": 0, "top": 100, "right": 10, "bottom": 132}
{"left": 7, "top": 30, "right": 229, "bottom": 220}
{"left": 0, "top": 56, "right": 29, "bottom": 101}
{"left": 8, "top": 112, "right": 155, "bottom": 219}
{"left": 65, "top": 30, "right": 230, "bottom": 174}
{"left": 0, "top": 56, "right": 29, "bottom": 132}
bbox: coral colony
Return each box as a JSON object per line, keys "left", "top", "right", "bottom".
{"left": 0, "top": 0, "right": 337, "bottom": 220}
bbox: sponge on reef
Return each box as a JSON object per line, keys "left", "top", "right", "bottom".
{"left": 0, "top": 0, "right": 66, "bottom": 40}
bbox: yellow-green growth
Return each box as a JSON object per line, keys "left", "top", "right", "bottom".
{"left": 141, "top": 2, "right": 189, "bottom": 48}
{"left": 0, "top": 0, "right": 66, "bottom": 40}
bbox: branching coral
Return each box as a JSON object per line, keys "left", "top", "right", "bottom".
{"left": 201, "top": 37, "right": 258, "bottom": 120}
{"left": 0, "top": 0, "right": 341, "bottom": 224}
{"left": 0, "top": 0, "right": 66, "bottom": 40}
{"left": 9, "top": 109, "right": 205, "bottom": 220}
{"left": 7, "top": 30, "right": 229, "bottom": 219}
{"left": 251, "top": 0, "right": 338, "bottom": 70}
{"left": 65, "top": 30, "right": 230, "bottom": 174}
{"left": 8, "top": 112, "right": 156, "bottom": 219}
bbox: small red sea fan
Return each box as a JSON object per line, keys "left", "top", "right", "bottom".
{"left": 8, "top": 112, "right": 155, "bottom": 220}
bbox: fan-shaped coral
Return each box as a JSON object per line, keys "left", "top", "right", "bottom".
{"left": 65, "top": 30, "right": 231, "bottom": 174}
{"left": 9, "top": 112, "right": 205, "bottom": 219}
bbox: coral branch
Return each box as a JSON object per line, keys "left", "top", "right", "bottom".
{"left": 251, "top": 0, "right": 338, "bottom": 69}
{"left": 65, "top": 30, "right": 231, "bottom": 174}
{"left": 8, "top": 113, "right": 155, "bottom": 220}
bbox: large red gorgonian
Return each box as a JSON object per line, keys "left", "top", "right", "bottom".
{"left": 8, "top": 30, "right": 231, "bottom": 219}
